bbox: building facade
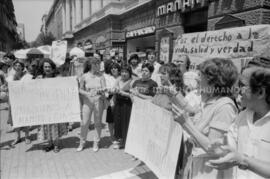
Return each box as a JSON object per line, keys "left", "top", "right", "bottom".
{"left": 45, "top": 0, "right": 270, "bottom": 62}
{"left": 17, "top": 23, "right": 25, "bottom": 41}
{"left": 0, "top": 0, "right": 18, "bottom": 52}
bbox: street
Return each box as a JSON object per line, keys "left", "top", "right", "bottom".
{"left": 0, "top": 103, "right": 157, "bottom": 179}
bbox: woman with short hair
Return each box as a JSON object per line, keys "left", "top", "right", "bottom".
{"left": 7, "top": 59, "right": 32, "bottom": 145}
{"left": 172, "top": 58, "right": 239, "bottom": 179}
{"left": 131, "top": 63, "right": 158, "bottom": 100}
{"left": 112, "top": 64, "right": 133, "bottom": 149}
{"left": 207, "top": 67, "right": 270, "bottom": 178}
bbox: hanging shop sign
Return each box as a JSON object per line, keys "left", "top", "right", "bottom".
{"left": 126, "top": 26, "right": 156, "bottom": 38}
{"left": 160, "top": 37, "right": 170, "bottom": 64}
{"left": 157, "top": 0, "right": 205, "bottom": 17}
{"left": 95, "top": 35, "right": 107, "bottom": 49}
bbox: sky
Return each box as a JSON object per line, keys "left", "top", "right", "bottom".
{"left": 13, "top": 0, "right": 54, "bottom": 42}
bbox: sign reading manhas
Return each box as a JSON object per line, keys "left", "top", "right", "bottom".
{"left": 126, "top": 26, "right": 156, "bottom": 38}
{"left": 157, "top": 0, "right": 206, "bottom": 17}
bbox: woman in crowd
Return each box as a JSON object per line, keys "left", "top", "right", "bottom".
{"left": 131, "top": 63, "right": 158, "bottom": 100}
{"left": 0, "top": 70, "right": 8, "bottom": 103}
{"left": 37, "top": 58, "right": 68, "bottom": 153}
{"left": 145, "top": 50, "right": 161, "bottom": 85}
{"left": 104, "top": 62, "right": 121, "bottom": 142}
{"left": 113, "top": 64, "right": 133, "bottom": 149}
{"left": 0, "top": 59, "right": 9, "bottom": 103}
{"left": 207, "top": 67, "right": 270, "bottom": 178}
{"left": 77, "top": 57, "right": 106, "bottom": 152}
{"left": 172, "top": 58, "right": 239, "bottom": 179}
{"left": 152, "top": 63, "right": 184, "bottom": 110}
{"left": 128, "top": 54, "right": 142, "bottom": 78}
{"left": 7, "top": 59, "right": 32, "bottom": 145}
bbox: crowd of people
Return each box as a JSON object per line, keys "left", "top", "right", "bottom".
{"left": 0, "top": 50, "right": 270, "bottom": 179}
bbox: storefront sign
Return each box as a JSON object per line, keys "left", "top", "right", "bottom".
{"left": 95, "top": 36, "right": 106, "bottom": 49}
{"left": 126, "top": 26, "right": 156, "bottom": 38}
{"left": 157, "top": 0, "right": 204, "bottom": 17}
{"left": 172, "top": 24, "right": 270, "bottom": 71}
{"left": 160, "top": 37, "right": 170, "bottom": 63}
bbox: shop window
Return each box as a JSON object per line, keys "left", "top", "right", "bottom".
{"left": 215, "top": 14, "right": 245, "bottom": 30}
{"left": 183, "top": 9, "right": 208, "bottom": 33}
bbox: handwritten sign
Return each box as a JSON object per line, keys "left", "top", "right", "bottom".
{"left": 160, "top": 37, "right": 170, "bottom": 64}
{"left": 125, "top": 97, "right": 182, "bottom": 179}
{"left": 172, "top": 25, "right": 270, "bottom": 70}
{"left": 8, "top": 77, "right": 81, "bottom": 128}
{"left": 51, "top": 40, "right": 67, "bottom": 67}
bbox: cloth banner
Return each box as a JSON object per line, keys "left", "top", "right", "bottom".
{"left": 172, "top": 24, "right": 270, "bottom": 71}
{"left": 125, "top": 97, "right": 183, "bottom": 179}
{"left": 8, "top": 77, "right": 81, "bottom": 128}
{"left": 51, "top": 40, "right": 67, "bottom": 67}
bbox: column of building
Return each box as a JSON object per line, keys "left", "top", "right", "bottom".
{"left": 83, "top": 0, "right": 91, "bottom": 20}
{"left": 62, "top": 0, "right": 66, "bottom": 34}
{"left": 75, "top": 0, "right": 82, "bottom": 25}
{"left": 71, "top": 0, "right": 76, "bottom": 30}
{"left": 65, "top": 0, "right": 71, "bottom": 32}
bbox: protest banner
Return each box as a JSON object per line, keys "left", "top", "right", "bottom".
{"left": 8, "top": 77, "right": 81, "bottom": 128}
{"left": 172, "top": 24, "right": 270, "bottom": 71}
{"left": 51, "top": 40, "right": 67, "bottom": 67}
{"left": 160, "top": 36, "right": 170, "bottom": 64}
{"left": 125, "top": 97, "right": 182, "bottom": 179}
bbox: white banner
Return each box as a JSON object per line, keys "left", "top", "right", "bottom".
{"left": 172, "top": 25, "right": 270, "bottom": 71}
{"left": 51, "top": 40, "right": 67, "bottom": 67}
{"left": 8, "top": 77, "right": 81, "bottom": 128}
{"left": 125, "top": 97, "right": 182, "bottom": 179}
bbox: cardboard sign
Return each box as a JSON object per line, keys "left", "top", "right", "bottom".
{"left": 125, "top": 97, "right": 182, "bottom": 179}
{"left": 8, "top": 77, "right": 81, "bottom": 127}
{"left": 172, "top": 25, "right": 270, "bottom": 71}
{"left": 160, "top": 37, "right": 170, "bottom": 64}
{"left": 51, "top": 40, "right": 67, "bottom": 67}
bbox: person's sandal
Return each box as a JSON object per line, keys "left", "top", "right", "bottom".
{"left": 76, "top": 142, "right": 85, "bottom": 152}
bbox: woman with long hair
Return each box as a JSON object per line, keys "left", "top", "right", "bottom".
{"left": 77, "top": 57, "right": 106, "bottom": 152}
{"left": 37, "top": 58, "right": 68, "bottom": 153}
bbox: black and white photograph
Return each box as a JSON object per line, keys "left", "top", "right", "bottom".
{"left": 1, "top": 0, "right": 270, "bottom": 178}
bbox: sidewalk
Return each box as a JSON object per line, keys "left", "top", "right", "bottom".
{"left": 0, "top": 103, "right": 157, "bottom": 179}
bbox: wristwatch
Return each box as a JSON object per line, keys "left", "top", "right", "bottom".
{"left": 237, "top": 154, "right": 249, "bottom": 170}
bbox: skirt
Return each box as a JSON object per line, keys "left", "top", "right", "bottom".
{"left": 38, "top": 123, "right": 68, "bottom": 141}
